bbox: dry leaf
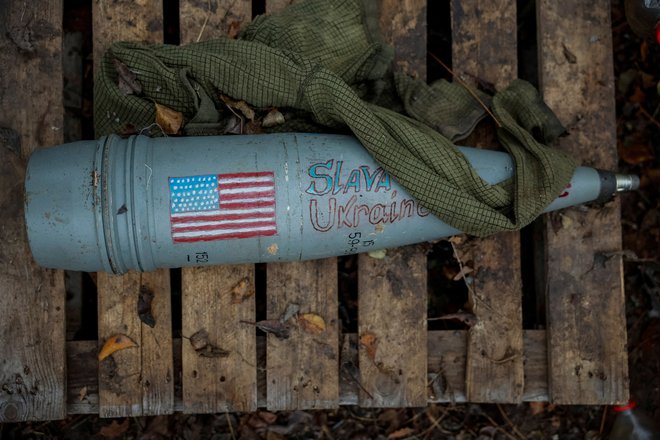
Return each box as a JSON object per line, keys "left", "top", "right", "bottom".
{"left": 387, "top": 427, "right": 416, "bottom": 439}
{"left": 78, "top": 386, "right": 88, "bottom": 402}
{"left": 137, "top": 285, "right": 156, "bottom": 328}
{"left": 98, "top": 334, "right": 138, "bottom": 361}
{"left": 155, "top": 102, "right": 183, "bottom": 135}
{"left": 448, "top": 234, "right": 467, "bottom": 245}
{"left": 241, "top": 319, "right": 290, "bottom": 339}
{"left": 529, "top": 401, "right": 546, "bottom": 416}
{"left": 280, "top": 302, "right": 300, "bottom": 323}
{"left": 100, "top": 419, "right": 130, "bottom": 439}
{"left": 452, "top": 265, "right": 473, "bottom": 281}
{"left": 298, "top": 313, "right": 326, "bottom": 335}
{"left": 368, "top": 249, "right": 387, "bottom": 259}
{"left": 262, "top": 109, "right": 285, "bottom": 128}
{"left": 189, "top": 329, "right": 230, "bottom": 358}
{"left": 221, "top": 95, "right": 255, "bottom": 121}
{"left": 619, "top": 143, "right": 655, "bottom": 165}
{"left": 114, "top": 59, "right": 141, "bottom": 95}
{"left": 360, "top": 331, "right": 378, "bottom": 361}
{"left": 231, "top": 276, "right": 254, "bottom": 304}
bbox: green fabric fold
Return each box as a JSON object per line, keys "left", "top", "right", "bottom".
{"left": 94, "top": 0, "right": 577, "bottom": 237}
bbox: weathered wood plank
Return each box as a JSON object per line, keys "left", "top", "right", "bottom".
{"left": 178, "top": 0, "right": 256, "bottom": 414}
{"left": 66, "top": 330, "right": 551, "bottom": 412}
{"left": 181, "top": 265, "right": 257, "bottom": 412}
{"left": 358, "top": 247, "right": 428, "bottom": 407}
{"left": 537, "top": 0, "right": 628, "bottom": 404}
{"left": 0, "top": 0, "right": 67, "bottom": 422}
{"left": 450, "top": 0, "right": 524, "bottom": 403}
{"left": 378, "top": 0, "right": 427, "bottom": 79}
{"left": 180, "top": 0, "right": 251, "bottom": 44}
{"left": 262, "top": 0, "right": 340, "bottom": 412}
{"left": 266, "top": 260, "right": 339, "bottom": 410}
{"left": 92, "top": 0, "right": 172, "bottom": 418}
{"left": 357, "top": 0, "right": 428, "bottom": 408}
{"left": 92, "top": 0, "right": 163, "bottom": 72}
{"left": 97, "top": 270, "right": 174, "bottom": 417}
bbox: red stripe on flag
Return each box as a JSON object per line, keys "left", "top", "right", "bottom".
{"left": 173, "top": 220, "right": 277, "bottom": 233}
{"left": 173, "top": 228, "right": 277, "bottom": 243}
{"left": 171, "top": 211, "right": 274, "bottom": 224}
{"left": 218, "top": 171, "right": 274, "bottom": 180}
{"left": 218, "top": 190, "right": 275, "bottom": 201}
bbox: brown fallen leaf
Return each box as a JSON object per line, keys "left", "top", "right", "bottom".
{"left": 241, "top": 319, "right": 290, "bottom": 339}
{"left": 360, "top": 331, "right": 378, "bottom": 361}
{"left": 114, "top": 59, "right": 141, "bottom": 95}
{"left": 189, "top": 329, "right": 230, "bottom": 358}
{"left": 155, "top": 102, "right": 184, "bottom": 135}
{"left": 137, "top": 285, "right": 156, "bottom": 328}
{"left": 387, "top": 427, "right": 416, "bottom": 439}
{"left": 619, "top": 142, "right": 655, "bottom": 165}
{"left": 452, "top": 265, "right": 473, "bottom": 281}
{"left": 529, "top": 401, "right": 547, "bottom": 416}
{"left": 221, "top": 95, "right": 255, "bottom": 121}
{"left": 100, "top": 418, "right": 130, "bottom": 439}
{"left": 231, "top": 276, "right": 254, "bottom": 304}
{"left": 98, "top": 334, "right": 138, "bottom": 361}
{"left": 298, "top": 313, "right": 326, "bottom": 335}
{"left": 262, "top": 109, "right": 285, "bottom": 128}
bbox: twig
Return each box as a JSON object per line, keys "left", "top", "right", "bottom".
{"left": 428, "top": 51, "right": 502, "bottom": 128}
{"left": 421, "top": 406, "right": 450, "bottom": 439}
{"left": 226, "top": 411, "right": 237, "bottom": 440}
{"left": 497, "top": 404, "right": 527, "bottom": 440}
{"left": 599, "top": 405, "right": 608, "bottom": 437}
{"left": 481, "top": 410, "right": 520, "bottom": 440}
{"left": 449, "top": 241, "right": 476, "bottom": 298}
{"left": 638, "top": 106, "right": 660, "bottom": 130}
{"left": 195, "top": 0, "right": 212, "bottom": 42}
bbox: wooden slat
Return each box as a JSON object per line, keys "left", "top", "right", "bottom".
{"left": 92, "top": 0, "right": 164, "bottom": 71}
{"left": 378, "top": 0, "right": 427, "bottom": 79}
{"left": 66, "top": 330, "right": 551, "bottom": 412}
{"left": 180, "top": 0, "right": 251, "bottom": 44}
{"left": 357, "top": 0, "right": 428, "bottom": 408}
{"left": 97, "top": 270, "right": 174, "bottom": 417}
{"left": 181, "top": 265, "right": 257, "bottom": 412}
{"left": 92, "top": 0, "right": 172, "bottom": 418}
{"left": 0, "top": 0, "right": 67, "bottom": 422}
{"left": 537, "top": 0, "right": 628, "bottom": 404}
{"left": 450, "top": 0, "right": 524, "bottom": 403}
{"left": 262, "top": 0, "right": 340, "bottom": 412}
{"left": 178, "top": 0, "right": 256, "bottom": 414}
{"left": 358, "top": 247, "right": 428, "bottom": 407}
{"left": 266, "top": 261, "right": 339, "bottom": 410}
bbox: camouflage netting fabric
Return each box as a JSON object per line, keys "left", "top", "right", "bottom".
{"left": 94, "top": 0, "right": 577, "bottom": 237}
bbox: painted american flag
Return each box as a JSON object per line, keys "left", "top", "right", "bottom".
{"left": 169, "top": 171, "right": 277, "bottom": 243}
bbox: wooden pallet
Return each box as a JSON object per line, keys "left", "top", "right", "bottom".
{"left": 0, "top": 0, "right": 628, "bottom": 421}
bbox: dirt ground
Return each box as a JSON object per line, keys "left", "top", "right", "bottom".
{"left": 1, "top": 0, "right": 659, "bottom": 438}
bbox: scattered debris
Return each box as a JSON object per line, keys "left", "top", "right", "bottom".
{"left": 137, "top": 285, "right": 156, "bottom": 328}
{"left": 99, "top": 418, "right": 130, "bottom": 439}
{"left": 189, "top": 329, "right": 230, "bottom": 358}
{"left": 241, "top": 319, "right": 291, "bottom": 339}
